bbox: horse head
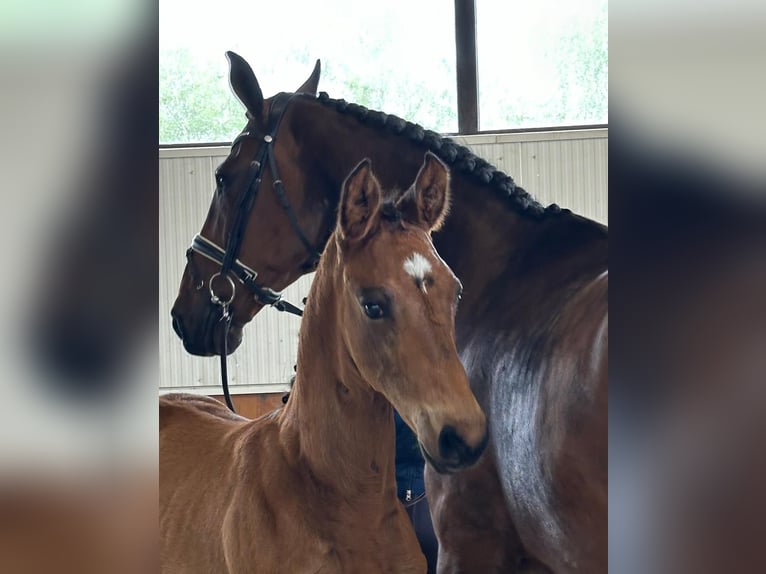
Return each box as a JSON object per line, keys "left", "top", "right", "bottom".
{"left": 171, "top": 52, "right": 327, "bottom": 356}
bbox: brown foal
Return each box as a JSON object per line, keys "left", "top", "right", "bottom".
{"left": 160, "top": 153, "right": 487, "bottom": 573}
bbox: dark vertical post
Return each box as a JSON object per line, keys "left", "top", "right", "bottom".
{"left": 454, "top": 0, "right": 479, "bottom": 133}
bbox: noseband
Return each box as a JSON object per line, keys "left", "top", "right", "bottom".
{"left": 186, "top": 92, "right": 321, "bottom": 411}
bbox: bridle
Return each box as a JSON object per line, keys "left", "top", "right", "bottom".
{"left": 186, "top": 92, "right": 321, "bottom": 412}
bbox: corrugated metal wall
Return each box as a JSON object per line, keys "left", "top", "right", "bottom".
{"left": 159, "top": 128, "right": 607, "bottom": 393}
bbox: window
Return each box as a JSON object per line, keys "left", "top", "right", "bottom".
{"left": 159, "top": 0, "right": 607, "bottom": 144}
{"left": 159, "top": 0, "right": 457, "bottom": 144}
{"left": 476, "top": 0, "right": 608, "bottom": 130}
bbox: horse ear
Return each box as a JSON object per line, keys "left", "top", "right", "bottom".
{"left": 226, "top": 51, "right": 264, "bottom": 117}
{"left": 339, "top": 159, "right": 382, "bottom": 242}
{"left": 400, "top": 152, "right": 451, "bottom": 231}
{"left": 296, "top": 59, "right": 321, "bottom": 95}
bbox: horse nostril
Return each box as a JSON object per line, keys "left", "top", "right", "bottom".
{"left": 439, "top": 425, "right": 468, "bottom": 461}
{"left": 438, "top": 425, "right": 487, "bottom": 467}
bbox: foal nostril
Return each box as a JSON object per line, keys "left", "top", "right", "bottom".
{"left": 171, "top": 310, "right": 185, "bottom": 340}
{"left": 439, "top": 425, "right": 469, "bottom": 463}
{"left": 438, "top": 425, "right": 488, "bottom": 468}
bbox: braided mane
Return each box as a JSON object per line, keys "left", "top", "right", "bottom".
{"left": 314, "top": 92, "right": 564, "bottom": 219}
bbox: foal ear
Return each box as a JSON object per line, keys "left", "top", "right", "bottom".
{"left": 296, "top": 59, "right": 321, "bottom": 95}
{"left": 400, "top": 152, "right": 451, "bottom": 231}
{"left": 226, "top": 51, "right": 264, "bottom": 117}
{"left": 339, "top": 159, "right": 382, "bottom": 242}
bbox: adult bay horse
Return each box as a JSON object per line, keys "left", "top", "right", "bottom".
{"left": 171, "top": 52, "right": 608, "bottom": 573}
{"left": 161, "top": 155, "right": 488, "bottom": 573}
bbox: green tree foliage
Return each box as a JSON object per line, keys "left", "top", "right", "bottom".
{"left": 159, "top": 49, "right": 458, "bottom": 144}
{"left": 551, "top": 0, "right": 608, "bottom": 123}
{"left": 478, "top": 0, "right": 608, "bottom": 130}
{"left": 159, "top": 4, "right": 607, "bottom": 144}
{"left": 159, "top": 48, "right": 244, "bottom": 143}
{"left": 323, "top": 57, "right": 458, "bottom": 134}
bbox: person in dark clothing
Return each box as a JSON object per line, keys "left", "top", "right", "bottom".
{"left": 395, "top": 411, "right": 439, "bottom": 574}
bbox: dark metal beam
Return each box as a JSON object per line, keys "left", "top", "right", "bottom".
{"left": 454, "top": 0, "right": 479, "bottom": 133}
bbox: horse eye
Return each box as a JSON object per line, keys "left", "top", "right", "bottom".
{"left": 214, "top": 172, "right": 225, "bottom": 190}
{"left": 362, "top": 302, "right": 386, "bottom": 319}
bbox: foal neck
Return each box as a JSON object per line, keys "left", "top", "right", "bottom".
{"left": 279, "top": 239, "right": 397, "bottom": 500}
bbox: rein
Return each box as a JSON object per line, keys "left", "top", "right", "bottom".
{"left": 187, "top": 92, "right": 320, "bottom": 412}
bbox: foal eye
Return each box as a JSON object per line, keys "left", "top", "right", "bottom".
{"left": 362, "top": 302, "right": 386, "bottom": 319}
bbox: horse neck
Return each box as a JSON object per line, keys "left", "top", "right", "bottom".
{"left": 293, "top": 98, "right": 607, "bottom": 318}
{"left": 443, "top": 177, "right": 606, "bottom": 289}
{"left": 278, "top": 238, "right": 397, "bottom": 499}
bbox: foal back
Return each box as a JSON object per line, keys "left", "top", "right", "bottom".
{"left": 160, "top": 393, "right": 425, "bottom": 574}
{"left": 160, "top": 395, "right": 335, "bottom": 573}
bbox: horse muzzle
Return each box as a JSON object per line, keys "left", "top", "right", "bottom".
{"left": 420, "top": 424, "right": 489, "bottom": 474}
{"left": 170, "top": 304, "right": 243, "bottom": 357}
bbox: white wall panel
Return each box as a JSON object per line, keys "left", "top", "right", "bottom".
{"left": 160, "top": 129, "right": 607, "bottom": 393}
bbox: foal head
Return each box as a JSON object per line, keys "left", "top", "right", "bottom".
{"left": 330, "top": 153, "right": 487, "bottom": 473}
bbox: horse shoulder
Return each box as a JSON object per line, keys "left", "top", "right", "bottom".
{"left": 536, "top": 271, "right": 608, "bottom": 571}
{"left": 540, "top": 271, "right": 607, "bottom": 456}
{"left": 213, "top": 417, "right": 327, "bottom": 571}
{"left": 485, "top": 271, "right": 608, "bottom": 571}
{"left": 556, "top": 270, "right": 607, "bottom": 387}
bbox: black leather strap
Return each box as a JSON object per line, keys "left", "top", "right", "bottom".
{"left": 267, "top": 144, "right": 321, "bottom": 261}
{"left": 220, "top": 141, "right": 269, "bottom": 275}
{"left": 191, "top": 234, "right": 302, "bottom": 316}
{"left": 209, "top": 92, "right": 320, "bottom": 296}
{"left": 220, "top": 312, "right": 235, "bottom": 412}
